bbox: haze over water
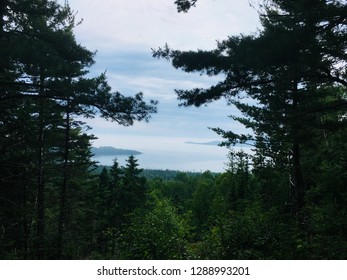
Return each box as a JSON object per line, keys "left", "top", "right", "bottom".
{"left": 93, "top": 141, "right": 253, "bottom": 172}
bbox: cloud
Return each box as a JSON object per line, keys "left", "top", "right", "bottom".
{"left": 80, "top": 51, "right": 252, "bottom": 146}
{"left": 89, "top": 51, "right": 221, "bottom": 100}
{"left": 64, "top": 0, "right": 259, "bottom": 170}
{"left": 66, "top": 0, "right": 260, "bottom": 52}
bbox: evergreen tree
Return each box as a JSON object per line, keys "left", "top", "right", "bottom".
{"left": 119, "top": 156, "right": 146, "bottom": 219}
{"left": 191, "top": 171, "right": 215, "bottom": 234}
{"left": 109, "top": 159, "right": 123, "bottom": 229}
{"left": 148, "top": 0, "right": 347, "bottom": 259}
{"left": 155, "top": 0, "right": 347, "bottom": 219}
{"left": 0, "top": 0, "right": 157, "bottom": 259}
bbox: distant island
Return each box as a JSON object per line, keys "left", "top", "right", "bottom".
{"left": 185, "top": 141, "right": 221, "bottom": 146}
{"left": 91, "top": 146, "right": 142, "bottom": 156}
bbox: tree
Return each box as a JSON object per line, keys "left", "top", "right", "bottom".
{"left": 0, "top": 0, "right": 157, "bottom": 259}
{"left": 109, "top": 159, "right": 123, "bottom": 223}
{"left": 174, "top": 0, "right": 198, "bottom": 12}
{"left": 155, "top": 0, "right": 347, "bottom": 219}
{"left": 118, "top": 193, "right": 188, "bottom": 259}
{"left": 91, "top": 160, "right": 125, "bottom": 258}
{"left": 150, "top": 0, "right": 347, "bottom": 259}
{"left": 118, "top": 156, "right": 146, "bottom": 219}
{"left": 191, "top": 171, "right": 215, "bottom": 233}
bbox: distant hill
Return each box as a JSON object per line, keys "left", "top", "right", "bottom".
{"left": 93, "top": 166, "right": 220, "bottom": 179}
{"left": 91, "top": 146, "right": 142, "bottom": 156}
{"left": 185, "top": 140, "right": 256, "bottom": 148}
{"left": 185, "top": 141, "right": 221, "bottom": 146}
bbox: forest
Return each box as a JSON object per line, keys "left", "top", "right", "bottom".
{"left": 0, "top": 0, "right": 346, "bottom": 259}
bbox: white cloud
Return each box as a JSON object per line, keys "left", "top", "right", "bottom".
{"left": 66, "top": 0, "right": 260, "bottom": 52}
{"left": 64, "top": 0, "right": 260, "bottom": 170}
{"left": 106, "top": 72, "right": 214, "bottom": 100}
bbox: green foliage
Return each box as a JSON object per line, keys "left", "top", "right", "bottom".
{"left": 158, "top": 0, "right": 347, "bottom": 216}
{"left": 174, "top": 0, "right": 198, "bottom": 12}
{"left": 0, "top": 0, "right": 156, "bottom": 259}
{"left": 1, "top": 0, "right": 346, "bottom": 260}
{"left": 118, "top": 156, "right": 146, "bottom": 218}
{"left": 153, "top": 0, "right": 347, "bottom": 260}
{"left": 191, "top": 172, "right": 215, "bottom": 232}
{"left": 118, "top": 193, "right": 189, "bottom": 259}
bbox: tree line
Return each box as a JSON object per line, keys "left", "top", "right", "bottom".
{"left": 153, "top": 0, "right": 347, "bottom": 257}
{"left": 1, "top": 0, "right": 346, "bottom": 259}
{"left": 0, "top": 0, "right": 156, "bottom": 259}
{"left": 2, "top": 151, "right": 345, "bottom": 259}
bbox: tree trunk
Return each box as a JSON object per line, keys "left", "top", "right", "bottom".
{"left": 36, "top": 74, "right": 46, "bottom": 259}
{"left": 37, "top": 103, "right": 45, "bottom": 259}
{"left": 292, "top": 140, "right": 305, "bottom": 215}
{"left": 57, "top": 99, "right": 71, "bottom": 259}
{"left": 291, "top": 82, "right": 305, "bottom": 221}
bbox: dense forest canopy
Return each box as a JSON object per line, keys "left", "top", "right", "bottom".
{"left": 0, "top": 0, "right": 156, "bottom": 259}
{"left": 154, "top": 0, "right": 347, "bottom": 218}
{"left": 0, "top": 0, "right": 346, "bottom": 259}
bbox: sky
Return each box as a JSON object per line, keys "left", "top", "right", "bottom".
{"left": 60, "top": 0, "right": 260, "bottom": 170}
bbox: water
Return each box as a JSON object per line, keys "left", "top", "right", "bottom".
{"left": 93, "top": 144, "right": 230, "bottom": 172}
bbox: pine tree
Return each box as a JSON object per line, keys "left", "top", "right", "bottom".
{"left": 155, "top": 0, "right": 347, "bottom": 219}
{"left": 0, "top": 0, "right": 157, "bottom": 259}
{"left": 119, "top": 156, "right": 146, "bottom": 218}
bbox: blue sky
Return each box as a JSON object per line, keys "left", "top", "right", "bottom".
{"left": 62, "top": 0, "right": 260, "bottom": 166}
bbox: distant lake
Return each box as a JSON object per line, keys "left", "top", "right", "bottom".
{"left": 93, "top": 144, "right": 233, "bottom": 172}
